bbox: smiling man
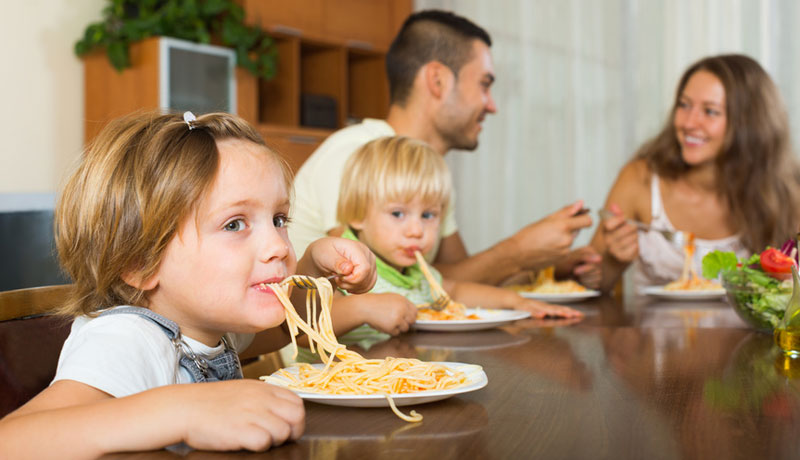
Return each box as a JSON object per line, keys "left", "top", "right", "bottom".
{"left": 290, "top": 10, "right": 596, "bottom": 286}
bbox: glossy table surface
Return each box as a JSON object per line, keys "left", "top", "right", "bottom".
{"left": 2, "top": 293, "right": 797, "bottom": 459}
{"left": 91, "top": 292, "right": 800, "bottom": 459}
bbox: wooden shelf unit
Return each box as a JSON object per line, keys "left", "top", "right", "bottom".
{"left": 83, "top": 0, "right": 411, "bottom": 171}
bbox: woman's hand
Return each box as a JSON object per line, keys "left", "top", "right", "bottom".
{"left": 601, "top": 203, "right": 639, "bottom": 264}
{"left": 300, "top": 237, "right": 377, "bottom": 294}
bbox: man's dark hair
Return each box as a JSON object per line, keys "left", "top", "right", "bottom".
{"left": 386, "top": 10, "right": 492, "bottom": 105}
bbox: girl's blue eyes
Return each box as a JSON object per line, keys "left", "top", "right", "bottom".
{"left": 224, "top": 219, "right": 245, "bottom": 232}
{"left": 273, "top": 215, "right": 290, "bottom": 228}
{"left": 390, "top": 210, "right": 437, "bottom": 219}
{"left": 223, "top": 215, "right": 290, "bottom": 231}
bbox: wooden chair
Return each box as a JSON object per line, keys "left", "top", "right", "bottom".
{"left": 0, "top": 284, "right": 73, "bottom": 322}
{"left": 0, "top": 284, "right": 284, "bottom": 417}
{"left": 0, "top": 285, "right": 73, "bottom": 417}
{"left": 242, "top": 351, "right": 285, "bottom": 380}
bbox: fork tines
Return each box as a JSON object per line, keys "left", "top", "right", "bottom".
{"left": 431, "top": 295, "right": 450, "bottom": 311}
{"left": 286, "top": 275, "right": 317, "bottom": 290}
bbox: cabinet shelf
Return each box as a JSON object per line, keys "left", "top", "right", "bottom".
{"left": 84, "top": 0, "right": 412, "bottom": 172}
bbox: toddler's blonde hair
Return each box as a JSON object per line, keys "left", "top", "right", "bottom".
{"left": 55, "top": 111, "right": 291, "bottom": 317}
{"left": 337, "top": 136, "right": 451, "bottom": 226}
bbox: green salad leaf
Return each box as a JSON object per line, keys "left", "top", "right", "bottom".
{"left": 701, "top": 250, "right": 739, "bottom": 279}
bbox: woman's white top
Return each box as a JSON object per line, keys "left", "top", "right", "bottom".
{"left": 632, "top": 175, "right": 749, "bottom": 290}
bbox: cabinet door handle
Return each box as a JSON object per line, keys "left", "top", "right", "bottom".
{"left": 288, "top": 135, "right": 320, "bottom": 144}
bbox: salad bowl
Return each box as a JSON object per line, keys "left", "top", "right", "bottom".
{"left": 720, "top": 270, "right": 791, "bottom": 332}
{"left": 704, "top": 246, "right": 796, "bottom": 332}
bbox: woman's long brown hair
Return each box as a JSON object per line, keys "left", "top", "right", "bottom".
{"left": 637, "top": 54, "right": 800, "bottom": 252}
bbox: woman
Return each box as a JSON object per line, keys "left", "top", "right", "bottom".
{"left": 592, "top": 54, "right": 800, "bottom": 292}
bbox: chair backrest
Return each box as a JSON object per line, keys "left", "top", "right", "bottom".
{"left": 0, "top": 285, "right": 73, "bottom": 417}
{"left": 0, "top": 284, "right": 72, "bottom": 322}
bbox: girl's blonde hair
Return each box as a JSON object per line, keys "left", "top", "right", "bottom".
{"left": 337, "top": 136, "right": 451, "bottom": 225}
{"left": 55, "top": 111, "right": 292, "bottom": 317}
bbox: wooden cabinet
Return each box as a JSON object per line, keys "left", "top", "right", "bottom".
{"left": 83, "top": 0, "right": 412, "bottom": 171}
{"left": 242, "top": 0, "right": 411, "bottom": 168}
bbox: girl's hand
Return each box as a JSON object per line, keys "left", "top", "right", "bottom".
{"left": 300, "top": 237, "right": 377, "bottom": 294}
{"left": 514, "top": 298, "right": 584, "bottom": 320}
{"left": 360, "top": 293, "right": 417, "bottom": 335}
{"left": 601, "top": 203, "right": 639, "bottom": 264}
{"left": 180, "top": 380, "right": 304, "bottom": 451}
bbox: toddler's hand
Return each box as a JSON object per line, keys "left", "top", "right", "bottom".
{"left": 514, "top": 298, "right": 584, "bottom": 320}
{"left": 179, "top": 380, "right": 304, "bottom": 452}
{"left": 362, "top": 293, "right": 417, "bottom": 335}
{"left": 302, "top": 237, "right": 377, "bottom": 294}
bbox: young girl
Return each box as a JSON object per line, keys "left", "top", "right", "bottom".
{"left": 331, "top": 136, "right": 584, "bottom": 334}
{"left": 0, "top": 111, "right": 376, "bottom": 456}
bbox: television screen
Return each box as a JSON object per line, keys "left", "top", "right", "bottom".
{"left": 160, "top": 38, "right": 236, "bottom": 115}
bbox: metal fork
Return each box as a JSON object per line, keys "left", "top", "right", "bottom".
{"left": 428, "top": 294, "right": 451, "bottom": 312}
{"left": 598, "top": 209, "right": 688, "bottom": 247}
{"left": 282, "top": 274, "right": 337, "bottom": 290}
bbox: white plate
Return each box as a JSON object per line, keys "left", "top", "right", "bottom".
{"left": 642, "top": 285, "right": 726, "bottom": 301}
{"left": 517, "top": 290, "right": 601, "bottom": 303}
{"left": 268, "top": 361, "right": 487, "bottom": 407}
{"left": 413, "top": 308, "right": 530, "bottom": 332}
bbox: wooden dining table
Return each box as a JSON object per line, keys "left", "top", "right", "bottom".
{"left": 5, "top": 292, "right": 800, "bottom": 459}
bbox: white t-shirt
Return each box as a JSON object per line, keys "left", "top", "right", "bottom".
{"left": 52, "top": 307, "right": 254, "bottom": 397}
{"left": 289, "top": 118, "right": 458, "bottom": 258}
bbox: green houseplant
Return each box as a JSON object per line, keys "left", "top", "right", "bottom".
{"left": 75, "top": 0, "right": 276, "bottom": 79}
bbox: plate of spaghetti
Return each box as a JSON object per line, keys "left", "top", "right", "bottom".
{"left": 260, "top": 275, "right": 487, "bottom": 422}
{"left": 267, "top": 361, "right": 487, "bottom": 407}
{"left": 414, "top": 308, "right": 531, "bottom": 331}
{"left": 509, "top": 266, "right": 599, "bottom": 303}
{"left": 411, "top": 252, "right": 530, "bottom": 329}
{"left": 643, "top": 233, "right": 724, "bottom": 300}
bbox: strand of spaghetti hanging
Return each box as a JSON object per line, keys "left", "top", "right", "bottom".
{"left": 259, "top": 275, "right": 471, "bottom": 422}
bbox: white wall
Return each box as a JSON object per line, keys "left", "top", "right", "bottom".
{"left": 0, "top": 0, "right": 104, "bottom": 195}
{"left": 416, "top": 0, "right": 800, "bottom": 253}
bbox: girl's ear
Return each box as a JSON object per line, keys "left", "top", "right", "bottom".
{"left": 121, "top": 270, "right": 159, "bottom": 291}
{"left": 349, "top": 220, "right": 364, "bottom": 231}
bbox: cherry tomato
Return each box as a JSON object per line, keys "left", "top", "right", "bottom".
{"left": 760, "top": 248, "right": 796, "bottom": 274}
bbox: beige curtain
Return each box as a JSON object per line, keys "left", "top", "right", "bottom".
{"left": 415, "top": 0, "right": 800, "bottom": 253}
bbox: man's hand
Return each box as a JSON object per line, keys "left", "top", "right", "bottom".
{"left": 510, "top": 201, "right": 593, "bottom": 270}
{"left": 554, "top": 246, "right": 603, "bottom": 289}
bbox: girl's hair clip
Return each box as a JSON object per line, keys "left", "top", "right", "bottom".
{"left": 183, "top": 111, "right": 197, "bottom": 130}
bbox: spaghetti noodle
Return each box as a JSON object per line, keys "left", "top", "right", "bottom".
{"left": 507, "top": 266, "right": 587, "bottom": 294}
{"left": 664, "top": 233, "right": 722, "bottom": 291}
{"left": 260, "top": 275, "right": 472, "bottom": 422}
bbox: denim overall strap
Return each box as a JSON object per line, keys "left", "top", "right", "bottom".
{"left": 98, "top": 306, "right": 243, "bottom": 382}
